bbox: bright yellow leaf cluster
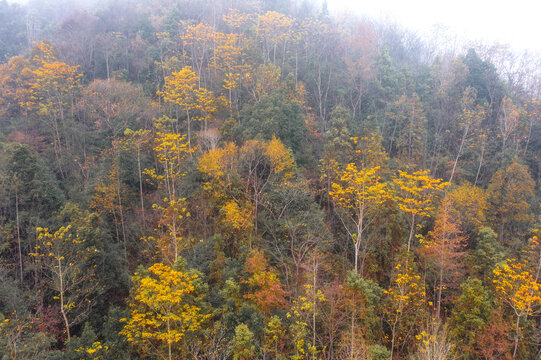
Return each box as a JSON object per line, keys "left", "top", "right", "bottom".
{"left": 493, "top": 260, "right": 541, "bottom": 315}
{"left": 120, "top": 263, "right": 208, "bottom": 352}
{"left": 393, "top": 170, "right": 449, "bottom": 217}
{"left": 329, "top": 164, "right": 388, "bottom": 212}
{"left": 385, "top": 264, "right": 426, "bottom": 315}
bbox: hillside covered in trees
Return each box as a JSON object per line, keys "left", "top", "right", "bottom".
{"left": 0, "top": 0, "right": 540, "bottom": 359}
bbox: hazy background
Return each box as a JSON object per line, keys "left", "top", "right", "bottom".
{"left": 325, "top": 0, "right": 540, "bottom": 53}
{"left": 6, "top": 0, "right": 540, "bottom": 53}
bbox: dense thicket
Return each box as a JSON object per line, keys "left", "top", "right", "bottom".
{"left": 0, "top": 0, "right": 540, "bottom": 359}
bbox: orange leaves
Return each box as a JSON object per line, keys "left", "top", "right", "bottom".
{"left": 181, "top": 21, "right": 248, "bottom": 94}
{"left": 393, "top": 169, "right": 448, "bottom": 251}
{"left": 198, "top": 138, "right": 295, "bottom": 239}
{"left": 32, "top": 222, "right": 98, "bottom": 340}
{"left": 491, "top": 248, "right": 541, "bottom": 356}
{"left": 30, "top": 43, "right": 82, "bottom": 116}
{"left": 421, "top": 198, "right": 466, "bottom": 263}
{"left": 244, "top": 249, "right": 288, "bottom": 315}
{"left": 32, "top": 225, "right": 85, "bottom": 263}
{"left": 385, "top": 262, "right": 427, "bottom": 355}
{"left": 31, "top": 41, "right": 56, "bottom": 64}
{"left": 0, "top": 42, "right": 82, "bottom": 119}
{"left": 256, "top": 11, "right": 294, "bottom": 63}
{"left": 153, "top": 132, "right": 192, "bottom": 170}
{"left": 0, "top": 56, "right": 35, "bottom": 116}
{"left": 91, "top": 162, "right": 122, "bottom": 216}
{"left": 143, "top": 129, "right": 194, "bottom": 263}
{"left": 32, "top": 61, "right": 81, "bottom": 93}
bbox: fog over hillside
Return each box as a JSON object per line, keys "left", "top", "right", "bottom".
{"left": 0, "top": 0, "right": 540, "bottom": 359}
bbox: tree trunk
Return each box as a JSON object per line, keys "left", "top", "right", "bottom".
{"left": 436, "top": 255, "right": 444, "bottom": 319}
{"left": 137, "top": 144, "right": 145, "bottom": 228}
{"left": 407, "top": 213, "right": 416, "bottom": 252}
{"left": 15, "top": 184, "right": 23, "bottom": 285}
{"left": 186, "top": 107, "right": 192, "bottom": 155}
{"left": 449, "top": 126, "right": 469, "bottom": 184}
{"left": 312, "top": 256, "right": 317, "bottom": 360}
{"left": 512, "top": 315, "right": 520, "bottom": 359}
{"left": 58, "top": 258, "right": 70, "bottom": 341}
{"left": 167, "top": 319, "right": 172, "bottom": 360}
{"left": 390, "top": 318, "right": 398, "bottom": 360}
{"left": 350, "top": 297, "right": 355, "bottom": 360}
{"left": 474, "top": 140, "right": 486, "bottom": 186}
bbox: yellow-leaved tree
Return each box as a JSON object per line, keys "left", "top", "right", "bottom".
{"left": 143, "top": 122, "right": 194, "bottom": 263}
{"left": 30, "top": 42, "right": 82, "bottom": 177}
{"left": 329, "top": 164, "right": 389, "bottom": 274}
{"left": 385, "top": 263, "right": 427, "bottom": 360}
{"left": 120, "top": 262, "right": 208, "bottom": 360}
{"left": 31, "top": 225, "right": 98, "bottom": 341}
{"left": 158, "top": 67, "right": 219, "bottom": 149}
{"left": 493, "top": 259, "right": 541, "bottom": 358}
{"left": 198, "top": 136, "right": 295, "bottom": 238}
{"left": 392, "top": 170, "right": 448, "bottom": 252}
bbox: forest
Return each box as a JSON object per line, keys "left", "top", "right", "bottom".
{"left": 0, "top": 0, "right": 540, "bottom": 359}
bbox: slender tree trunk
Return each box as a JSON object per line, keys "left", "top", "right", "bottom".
{"left": 354, "top": 241, "right": 359, "bottom": 275}
{"left": 312, "top": 256, "right": 317, "bottom": 360}
{"left": 52, "top": 114, "right": 65, "bottom": 179}
{"left": 355, "top": 210, "right": 363, "bottom": 274}
{"left": 474, "top": 140, "right": 486, "bottom": 186}
{"left": 173, "top": 218, "right": 178, "bottom": 263}
{"left": 449, "top": 126, "right": 469, "bottom": 184}
{"left": 115, "top": 171, "right": 128, "bottom": 261}
{"left": 390, "top": 318, "right": 398, "bottom": 360}
{"left": 436, "top": 254, "right": 444, "bottom": 319}
{"left": 137, "top": 144, "right": 145, "bottom": 228}
{"left": 15, "top": 184, "right": 23, "bottom": 285}
{"left": 167, "top": 319, "right": 172, "bottom": 360}
{"left": 186, "top": 107, "right": 192, "bottom": 156}
{"left": 105, "top": 48, "right": 110, "bottom": 80}
{"left": 350, "top": 298, "right": 355, "bottom": 360}
{"left": 407, "top": 213, "right": 416, "bottom": 252}
{"left": 512, "top": 315, "right": 520, "bottom": 359}
{"left": 58, "top": 258, "right": 70, "bottom": 340}
{"left": 118, "top": 197, "right": 127, "bottom": 260}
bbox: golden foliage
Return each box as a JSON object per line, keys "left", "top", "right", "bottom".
{"left": 392, "top": 169, "right": 448, "bottom": 217}
{"left": 121, "top": 263, "right": 208, "bottom": 356}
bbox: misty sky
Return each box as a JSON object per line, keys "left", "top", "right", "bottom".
{"left": 5, "top": 0, "right": 540, "bottom": 53}
{"left": 326, "top": 0, "right": 541, "bottom": 53}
